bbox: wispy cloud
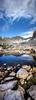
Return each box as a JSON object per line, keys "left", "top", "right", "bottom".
{"left": 0, "top": 0, "right": 36, "bottom": 23}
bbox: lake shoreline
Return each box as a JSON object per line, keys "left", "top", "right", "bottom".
{"left": 0, "top": 54, "right": 36, "bottom": 67}
{"left": 0, "top": 52, "right": 36, "bottom": 100}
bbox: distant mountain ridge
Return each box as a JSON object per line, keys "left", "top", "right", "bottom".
{"left": 0, "top": 30, "right": 36, "bottom": 40}
{"left": 0, "top": 36, "right": 31, "bottom": 40}
{"left": 11, "top": 36, "right": 24, "bottom": 40}
{"left": 0, "top": 31, "right": 36, "bottom": 46}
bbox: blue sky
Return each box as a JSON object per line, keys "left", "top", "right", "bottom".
{"left": 0, "top": 0, "right": 36, "bottom": 38}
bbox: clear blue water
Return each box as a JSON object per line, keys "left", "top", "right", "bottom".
{"left": 0, "top": 54, "right": 36, "bottom": 67}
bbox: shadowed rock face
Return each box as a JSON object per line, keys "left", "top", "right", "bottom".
{"left": 32, "top": 31, "right": 36, "bottom": 39}
{"left": 28, "top": 31, "right": 36, "bottom": 46}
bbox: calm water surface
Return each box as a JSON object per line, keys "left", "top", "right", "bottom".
{"left": 0, "top": 54, "right": 36, "bottom": 67}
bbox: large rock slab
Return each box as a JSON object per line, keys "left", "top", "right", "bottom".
{"left": 4, "top": 77, "right": 15, "bottom": 82}
{"left": 0, "top": 80, "right": 17, "bottom": 91}
{"left": 27, "top": 85, "right": 36, "bottom": 100}
{"left": 0, "top": 85, "right": 25, "bottom": 100}
{"left": 4, "top": 91, "right": 24, "bottom": 100}
{"left": 4, "top": 86, "right": 25, "bottom": 100}
{"left": 16, "top": 68, "right": 28, "bottom": 79}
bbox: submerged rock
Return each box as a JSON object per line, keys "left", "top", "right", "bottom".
{"left": 17, "top": 64, "right": 20, "bottom": 67}
{"left": 16, "top": 68, "right": 28, "bottom": 79}
{"left": 27, "top": 85, "right": 36, "bottom": 100}
{"left": 3, "top": 63, "right": 6, "bottom": 66}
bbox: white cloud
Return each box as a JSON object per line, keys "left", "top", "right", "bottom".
{"left": 21, "top": 31, "right": 33, "bottom": 38}
{"left": 0, "top": 0, "right": 36, "bottom": 23}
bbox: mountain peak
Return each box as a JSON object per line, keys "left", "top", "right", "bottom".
{"left": 32, "top": 31, "right": 36, "bottom": 39}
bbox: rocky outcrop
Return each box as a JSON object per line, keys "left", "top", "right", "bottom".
{"left": 0, "top": 65, "right": 36, "bottom": 100}
{"left": 4, "top": 86, "right": 25, "bottom": 100}
{"left": 16, "top": 68, "right": 28, "bottom": 79}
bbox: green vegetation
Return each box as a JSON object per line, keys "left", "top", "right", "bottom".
{"left": 24, "top": 77, "right": 36, "bottom": 90}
